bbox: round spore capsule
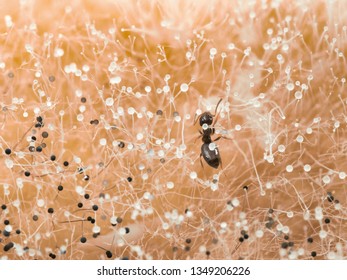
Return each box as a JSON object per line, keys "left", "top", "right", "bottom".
{"left": 80, "top": 237, "right": 87, "bottom": 243}
{"left": 49, "top": 253, "right": 56, "bottom": 259}
{"left": 90, "top": 119, "right": 99, "bottom": 125}
{"left": 4, "top": 148, "right": 11, "bottom": 155}
{"left": 4, "top": 242, "right": 14, "bottom": 252}
{"left": 99, "top": 193, "right": 105, "bottom": 199}
{"left": 327, "top": 192, "right": 334, "bottom": 202}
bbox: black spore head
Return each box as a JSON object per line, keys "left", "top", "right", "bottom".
{"left": 106, "top": 251, "right": 113, "bottom": 258}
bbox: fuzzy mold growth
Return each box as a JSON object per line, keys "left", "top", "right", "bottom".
{"left": 1, "top": 0, "right": 347, "bottom": 260}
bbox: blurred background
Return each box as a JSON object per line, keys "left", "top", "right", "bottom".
{"left": 0, "top": 0, "right": 347, "bottom": 259}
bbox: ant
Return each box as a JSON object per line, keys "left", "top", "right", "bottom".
{"left": 194, "top": 99, "right": 224, "bottom": 169}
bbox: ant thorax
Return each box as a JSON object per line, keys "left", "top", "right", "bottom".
{"left": 202, "top": 134, "right": 212, "bottom": 144}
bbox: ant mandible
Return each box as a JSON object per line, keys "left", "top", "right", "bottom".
{"left": 194, "top": 99, "right": 224, "bottom": 169}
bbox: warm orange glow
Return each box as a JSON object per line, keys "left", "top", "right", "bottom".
{"left": 1, "top": 0, "right": 347, "bottom": 260}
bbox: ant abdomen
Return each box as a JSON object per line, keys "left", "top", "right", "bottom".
{"left": 201, "top": 143, "right": 221, "bottom": 169}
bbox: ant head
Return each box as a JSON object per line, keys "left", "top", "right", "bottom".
{"left": 199, "top": 112, "right": 213, "bottom": 126}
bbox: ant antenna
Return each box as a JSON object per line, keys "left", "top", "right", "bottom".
{"left": 212, "top": 98, "right": 223, "bottom": 126}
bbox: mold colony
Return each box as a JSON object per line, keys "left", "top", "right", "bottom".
{"left": 0, "top": 0, "right": 347, "bottom": 259}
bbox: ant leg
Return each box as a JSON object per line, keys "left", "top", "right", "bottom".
{"left": 219, "top": 156, "right": 228, "bottom": 179}
{"left": 193, "top": 112, "right": 202, "bottom": 125}
{"left": 199, "top": 153, "right": 204, "bottom": 169}
{"left": 213, "top": 135, "right": 233, "bottom": 142}
{"left": 194, "top": 131, "right": 203, "bottom": 144}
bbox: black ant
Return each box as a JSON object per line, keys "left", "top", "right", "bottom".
{"left": 194, "top": 99, "right": 224, "bottom": 169}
